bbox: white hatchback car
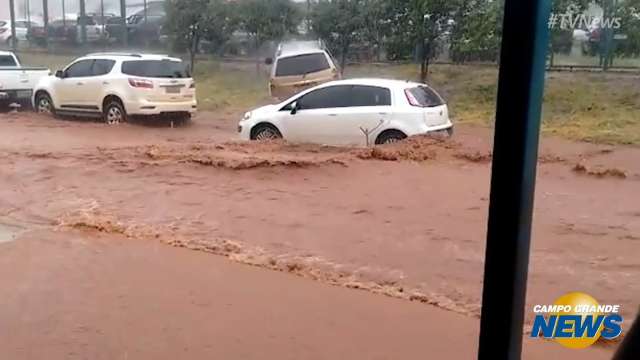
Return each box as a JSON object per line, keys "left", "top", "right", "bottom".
{"left": 238, "top": 78, "right": 452, "bottom": 146}
{"left": 33, "top": 53, "right": 196, "bottom": 124}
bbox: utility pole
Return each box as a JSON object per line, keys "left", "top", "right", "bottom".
{"left": 42, "top": 0, "right": 48, "bottom": 47}
{"left": 79, "top": 0, "right": 87, "bottom": 45}
{"left": 62, "top": 0, "right": 66, "bottom": 27}
{"left": 100, "top": 0, "right": 105, "bottom": 46}
{"left": 120, "top": 0, "right": 128, "bottom": 48}
{"left": 42, "top": 0, "right": 48, "bottom": 29}
{"left": 143, "top": 0, "right": 148, "bottom": 48}
{"left": 9, "top": 0, "right": 17, "bottom": 50}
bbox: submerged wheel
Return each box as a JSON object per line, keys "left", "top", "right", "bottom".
{"left": 35, "top": 92, "right": 55, "bottom": 115}
{"left": 375, "top": 130, "right": 407, "bottom": 145}
{"left": 103, "top": 100, "right": 126, "bottom": 125}
{"left": 251, "top": 124, "right": 282, "bottom": 141}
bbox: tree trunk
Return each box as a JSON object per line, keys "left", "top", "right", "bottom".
{"left": 340, "top": 40, "right": 349, "bottom": 75}
{"left": 255, "top": 34, "right": 261, "bottom": 75}
{"left": 189, "top": 34, "right": 198, "bottom": 73}
{"left": 419, "top": 40, "right": 429, "bottom": 83}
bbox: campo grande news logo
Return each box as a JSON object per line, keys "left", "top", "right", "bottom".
{"left": 530, "top": 292, "right": 623, "bottom": 349}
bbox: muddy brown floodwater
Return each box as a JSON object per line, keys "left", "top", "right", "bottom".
{"left": 1, "top": 111, "right": 638, "bottom": 357}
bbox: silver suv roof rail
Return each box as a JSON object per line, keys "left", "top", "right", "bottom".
{"left": 86, "top": 52, "right": 143, "bottom": 57}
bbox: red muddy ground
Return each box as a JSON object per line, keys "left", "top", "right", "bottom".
{"left": 1, "top": 111, "right": 638, "bottom": 357}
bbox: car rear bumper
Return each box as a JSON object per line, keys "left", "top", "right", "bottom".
{"left": 126, "top": 100, "right": 197, "bottom": 115}
{"left": 0, "top": 89, "right": 33, "bottom": 102}
{"left": 407, "top": 120, "right": 454, "bottom": 136}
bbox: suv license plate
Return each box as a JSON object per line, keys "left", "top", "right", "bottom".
{"left": 165, "top": 87, "right": 181, "bottom": 94}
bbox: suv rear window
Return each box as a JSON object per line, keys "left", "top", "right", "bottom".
{"left": 275, "top": 53, "right": 330, "bottom": 77}
{"left": 406, "top": 86, "right": 445, "bottom": 107}
{"left": 0, "top": 55, "right": 17, "bottom": 67}
{"left": 121, "top": 60, "right": 190, "bottom": 78}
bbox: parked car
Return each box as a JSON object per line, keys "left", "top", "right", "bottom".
{"left": 33, "top": 53, "right": 196, "bottom": 124}
{"left": 47, "top": 15, "right": 103, "bottom": 44}
{"left": 0, "top": 19, "right": 41, "bottom": 45}
{"left": 266, "top": 40, "right": 340, "bottom": 100}
{"left": 0, "top": 50, "right": 50, "bottom": 107}
{"left": 238, "top": 78, "right": 452, "bottom": 146}
{"left": 27, "top": 23, "right": 47, "bottom": 46}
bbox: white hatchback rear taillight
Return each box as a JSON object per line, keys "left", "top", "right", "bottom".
{"left": 128, "top": 78, "right": 154, "bottom": 89}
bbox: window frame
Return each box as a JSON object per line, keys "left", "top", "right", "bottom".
{"left": 63, "top": 59, "right": 96, "bottom": 78}
{"left": 348, "top": 85, "right": 392, "bottom": 107}
{"left": 287, "top": 85, "right": 353, "bottom": 111}
{"left": 274, "top": 52, "right": 331, "bottom": 78}
{"left": 91, "top": 59, "right": 116, "bottom": 76}
{"left": 0, "top": 55, "right": 18, "bottom": 67}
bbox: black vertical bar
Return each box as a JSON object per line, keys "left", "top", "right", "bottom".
{"left": 477, "top": 0, "right": 552, "bottom": 359}
{"left": 9, "top": 0, "right": 17, "bottom": 50}
{"left": 612, "top": 312, "right": 640, "bottom": 360}
{"left": 120, "top": 0, "right": 128, "bottom": 48}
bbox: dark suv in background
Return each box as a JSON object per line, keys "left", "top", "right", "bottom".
{"left": 106, "top": 2, "right": 166, "bottom": 45}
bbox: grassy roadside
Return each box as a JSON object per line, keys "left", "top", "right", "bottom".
{"left": 18, "top": 52, "right": 640, "bottom": 145}
{"left": 349, "top": 63, "right": 640, "bottom": 145}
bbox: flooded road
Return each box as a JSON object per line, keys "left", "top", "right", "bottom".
{"left": 1, "top": 112, "right": 638, "bottom": 355}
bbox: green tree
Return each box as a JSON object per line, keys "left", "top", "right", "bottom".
{"left": 310, "top": 0, "right": 364, "bottom": 73}
{"left": 362, "top": 0, "right": 390, "bottom": 61}
{"left": 387, "top": 0, "right": 455, "bottom": 82}
{"left": 616, "top": 1, "right": 640, "bottom": 58}
{"left": 237, "top": 0, "right": 301, "bottom": 72}
{"left": 203, "top": 0, "right": 238, "bottom": 56}
{"left": 164, "top": 0, "right": 210, "bottom": 71}
{"left": 449, "top": 0, "right": 503, "bottom": 63}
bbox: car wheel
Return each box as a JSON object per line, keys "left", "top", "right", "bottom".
{"left": 35, "top": 93, "right": 55, "bottom": 115}
{"left": 376, "top": 130, "right": 407, "bottom": 145}
{"left": 104, "top": 101, "right": 126, "bottom": 125}
{"left": 251, "top": 124, "right": 282, "bottom": 141}
{"left": 446, "top": 127, "right": 454, "bottom": 137}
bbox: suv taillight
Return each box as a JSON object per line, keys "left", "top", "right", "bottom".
{"left": 404, "top": 89, "right": 421, "bottom": 107}
{"left": 128, "top": 78, "right": 154, "bottom": 89}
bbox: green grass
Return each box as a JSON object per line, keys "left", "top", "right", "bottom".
{"left": 14, "top": 49, "right": 640, "bottom": 145}
{"left": 17, "top": 52, "right": 76, "bottom": 70}
{"left": 348, "top": 63, "right": 640, "bottom": 145}
{"left": 192, "top": 60, "right": 271, "bottom": 112}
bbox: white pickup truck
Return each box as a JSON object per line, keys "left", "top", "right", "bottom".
{"left": 0, "top": 51, "right": 50, "bottom": 106}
